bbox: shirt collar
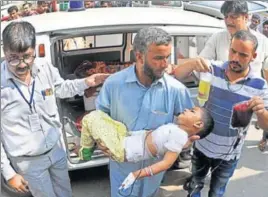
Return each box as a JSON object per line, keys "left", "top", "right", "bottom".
{"left": 227, "top": 28, "right": 254, "bottom": 41}
{"left": 2, "top": 61, "right": 14, "bottom": 80}
{"left": 125, "top": 64, "right": 165, "bottom": 86}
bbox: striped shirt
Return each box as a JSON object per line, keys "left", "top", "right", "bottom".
{"left": 195, "top": 61, "right": 268, "bottom": 161}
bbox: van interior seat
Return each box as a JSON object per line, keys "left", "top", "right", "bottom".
{"left": 74, "top": 60, "right": 134, "bottom": 78}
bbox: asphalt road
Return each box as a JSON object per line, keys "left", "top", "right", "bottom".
{"left": 2, "top": 125, "right": 268, "bottom": 197}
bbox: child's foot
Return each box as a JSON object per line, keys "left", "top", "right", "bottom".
{"left": 79, "top": 147, "right": 95, "bottom": 160}
{"left": 258, "top": 139, "right": 267, "bottom": 152}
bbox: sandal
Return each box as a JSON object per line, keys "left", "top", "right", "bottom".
{"left": 258, "top": 139, "right": 267, "bottom": 152}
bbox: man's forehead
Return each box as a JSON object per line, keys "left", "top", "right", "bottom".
{"left": 225, "top": 12, "right": 239, "bottom": 16}
{"left": 231, "top": 39, "right": 254, "bottom": 54}
{"left": 147, "top": 43, "right": 171, "bottom": 51}
{"left": 225, "top": 12, "right": 246, "bottom": 17}
{"left": 7, "top": 48, "right": 34, "bottom": 56}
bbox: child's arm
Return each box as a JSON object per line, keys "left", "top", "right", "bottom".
{"left": 133, "top": 151, "right": 178, "bottom": 179}
{"left": 119, "top": 151, "right": 178, "bottom": 190}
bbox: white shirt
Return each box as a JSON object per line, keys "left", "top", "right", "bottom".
{"left": 199, "top": 29, "right": 268, "bottom": 76}
{"left": 151, "top": 123, "right": 188, "bottom": 156}
{"left": 1, "top": 61, "right": 89, "bottom": 180}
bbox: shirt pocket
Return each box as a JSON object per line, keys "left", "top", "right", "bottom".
{"left": 43, "top": 95, "right": 58, "bottom": 117}
{"left": 35, "top": 88, "right": 58, "bottom": 117}
{"left": 147, "top": 112, "right": 170, "bottom": 130}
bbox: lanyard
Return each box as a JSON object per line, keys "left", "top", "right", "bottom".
{"left": 10, "top": 79, "right": 35, "bottom": 112}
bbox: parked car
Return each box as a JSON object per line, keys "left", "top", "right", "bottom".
{"left": 1, "top": 6, "right": 225, "bottom": 196}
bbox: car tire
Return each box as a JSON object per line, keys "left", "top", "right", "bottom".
{"left": 1, "top": 176, "right": 32, "bottom": 197}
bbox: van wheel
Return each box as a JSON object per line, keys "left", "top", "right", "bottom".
{"left": 1, "top": 176, "right": 32, "bottom": 197}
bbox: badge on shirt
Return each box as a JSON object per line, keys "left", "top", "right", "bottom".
{"left": 41, "top": 88, "right": 53, "bottom": 100}
{"left": 29, "top": 113, "right": 42, "bottom": 132}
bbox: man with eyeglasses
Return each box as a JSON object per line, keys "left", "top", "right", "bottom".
{"left": 173, "top": 30, "right": 268, "bottom": 197}
{"left": 1, "top": 21, "right": 109, "bottom": 197}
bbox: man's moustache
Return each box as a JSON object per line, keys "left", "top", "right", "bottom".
{"left": 227, "top": 24, "right": 236, "bottom": 28}
{"left": 16, "top": 65, "right": 31, "bottom": 72}
{"left": 229, "top": 61, "right": 241, "bottom": 67}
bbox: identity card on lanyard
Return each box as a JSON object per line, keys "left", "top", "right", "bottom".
{"left": 11, "top": 79, "right": 42, "bottom": 132}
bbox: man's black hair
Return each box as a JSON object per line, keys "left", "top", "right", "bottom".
{"left": 252, "top": 14, "right": 261, "bottom": 21}
{"left": 3, "top": 21, "right": 36, "bottom": 53}
{"left": 220, "top": 1, "right": 248, "bottom": 16}
{"left": 263, "top": 20, "right": 268, "bottom": 28}
{"left": 100, "top": 1, "right": 110, "bottom": 6}
{"left": 197, "top": 108, "right": 214, "bottom": 139}
{"left": 37, "top": 1, "right": 46, "bottom": 6}
{"left": 7, "top": 5, "right": 19, "bottom": 13}
{"left": 232, "top": 30, "right": 258, "bottom": 51}
{"left": 22, "top": 2, "right": 32, "bottom": 8}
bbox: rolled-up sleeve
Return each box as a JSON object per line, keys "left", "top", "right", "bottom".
{"left": 47, "top": 63, "right": 89, "bottom": 98}
{"left": 199, "top": 33, "right": 217, "bottom": 60}
{"left": 1, "top": 142, "right": 16, "bottom": 181}
{"left": 95, "top": 80, "right": 111, "bottom": 115}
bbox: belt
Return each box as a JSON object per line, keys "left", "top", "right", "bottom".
{"left": 22, "top": 148, "right": 53, "bottom": 157}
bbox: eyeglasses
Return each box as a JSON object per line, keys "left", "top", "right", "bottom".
{"left": 8, "top": 55, "right": 36, "bottom": 67}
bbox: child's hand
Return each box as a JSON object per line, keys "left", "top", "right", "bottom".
{"left": 96, "top": 141, "right": 112, "bottom": 157}
{"left": 118, "top": 173, "right": 136, "bottom": 190}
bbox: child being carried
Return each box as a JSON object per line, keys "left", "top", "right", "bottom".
{"left": 79, "top": 107, "right": 214, "bottom": 190}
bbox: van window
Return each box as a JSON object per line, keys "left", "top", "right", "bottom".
{"left": 131, "top": 33, "right": 137, "bottom": 44}
{"left": 63, "top": 34, "right": 123, "bottom": 51}
{"left": 174, "top": 35, "right": 210, "bottom": 61}
{"left": 174, "top": 35, "right": 210, "bottom": 87}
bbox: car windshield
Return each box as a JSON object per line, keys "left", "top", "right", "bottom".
{"left": 151, "top": 1, "right": 182, "bottom": 7}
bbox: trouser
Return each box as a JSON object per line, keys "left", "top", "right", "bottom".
{"left": 262, "top": 130, "right": 268, "bottom": 140}
{"left": 10, "top": 143, "right": 72, "bottom": 197}
{"left": 187, "top": 148, "right": 238, "bottom": 197}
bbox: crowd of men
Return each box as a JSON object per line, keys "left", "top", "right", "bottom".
{"left": 249, "top": 13, "right": 268, "bottom": 38}
{"left": 1, "top": 1, "right": 129, "bottom": 22}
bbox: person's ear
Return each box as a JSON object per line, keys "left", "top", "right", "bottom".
{"left": 193, "top": 121, "right": 204, "bottom": 130}
{"left": 135, "top": 52, "right": 144, "bottom": 64}
{"left": 244, "top": 14, "right": 249, "bottom": 22}
{"left": 251, "top": 51, "right": 257, "bottom": 61}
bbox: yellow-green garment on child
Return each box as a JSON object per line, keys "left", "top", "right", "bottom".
{"left": 80, "top": 110, "right": 128, "bottom": 162}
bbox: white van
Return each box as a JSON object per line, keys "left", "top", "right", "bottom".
{"left": 1, "top": 7, "right": 225, "bottom": 197}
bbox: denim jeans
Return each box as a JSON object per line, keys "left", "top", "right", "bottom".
{"left": 187, "top": 148, "right": 238, "bottom": 197}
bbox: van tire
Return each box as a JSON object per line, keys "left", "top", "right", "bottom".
{"left": 1, "top": 176, "right": 32, "bottom": 197}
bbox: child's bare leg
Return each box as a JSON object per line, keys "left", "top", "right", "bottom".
{"left": 79, "top": 115, "right": 96, "bottom": 160}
